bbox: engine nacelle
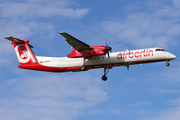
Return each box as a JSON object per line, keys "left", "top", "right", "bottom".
{"left": 67, "top": 46, "right": 106, "bottom": 58}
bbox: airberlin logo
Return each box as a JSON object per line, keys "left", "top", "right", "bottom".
{"left": 117, "top": 49, "right": 154, "bottom": 60}
{"left": 15, "top": 45, "right": 30, "bottom": 63}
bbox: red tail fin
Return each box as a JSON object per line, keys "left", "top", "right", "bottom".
{"left": 5, "top": 36, "right": 38, "bottom": 65}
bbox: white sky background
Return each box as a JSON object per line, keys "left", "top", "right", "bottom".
{"left": 0, "top": 0, "right": 180, "bottom": 120}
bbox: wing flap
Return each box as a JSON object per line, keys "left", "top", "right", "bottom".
{"left": 60, "top": 32, "right": 91, "bottom": 51}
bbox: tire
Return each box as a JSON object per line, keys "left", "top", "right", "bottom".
{"left": 81, "top": 66, "right": 86, "bottom": 71}
{"left": 102, "top": 75, "right": 107, "bottom": 81}
{"left": 166, "top": 62, "right": 170, "bottom": 66}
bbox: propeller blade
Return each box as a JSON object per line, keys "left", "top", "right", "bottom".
{"left": 105, "top": 41, "right": 112, "bottom": 59}
{"left": 107, "top": 52, "right": 110, "bottom": 59}
{"left": 105, "top": 46, "right": 112, "bottom": 59}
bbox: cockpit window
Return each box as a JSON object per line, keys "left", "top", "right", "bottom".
{"left": 155, "top": 49, "right": 166, "bottom": 51}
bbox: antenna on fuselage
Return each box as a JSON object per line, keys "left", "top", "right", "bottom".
{"left": 127, "top": 65, "right": 130, "bottom": 70}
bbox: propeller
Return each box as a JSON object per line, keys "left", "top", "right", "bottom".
{"left": 105, "top": 43, "right": 112, "bottom": 59}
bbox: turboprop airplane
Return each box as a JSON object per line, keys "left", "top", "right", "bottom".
{"left": 5, "top": 32, "right": 177, "bottom": 81}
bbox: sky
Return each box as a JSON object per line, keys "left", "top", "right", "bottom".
{"left": 0, "top": 0, "right": 180, "bottom": 120}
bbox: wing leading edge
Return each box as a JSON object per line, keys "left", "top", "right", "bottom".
{"left": 60, "top": 32, "right": 91, "bottom": 51}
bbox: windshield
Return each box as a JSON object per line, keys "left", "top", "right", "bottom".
{"left": 155, "top": 49, "right": 166, "bottom": 51}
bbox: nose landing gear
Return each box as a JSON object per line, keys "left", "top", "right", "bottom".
{"left": 166, "top": 60, "right": 170, "bottom": 66}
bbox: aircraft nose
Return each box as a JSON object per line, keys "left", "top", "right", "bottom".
{"left": 165, "top": 52, "right": 177, "bottom": 60}
{"left": 171, "top": 54, "right": 177, "bottom": 60}
{"left": 169, "top": 53, "right": 177, "bottom": 60}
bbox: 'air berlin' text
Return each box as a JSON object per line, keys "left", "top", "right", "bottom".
{"left": 117, "top": 49, "right": 154, "bottom": 60}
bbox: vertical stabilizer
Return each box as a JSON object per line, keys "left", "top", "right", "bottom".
{"left": 4, "top": 36, "right": 38, "bottom": 65}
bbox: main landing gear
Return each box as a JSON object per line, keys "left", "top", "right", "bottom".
{"left": 102, "top": 68, "right": 111, "bottom": 81}
{"left": 81, "top": 58, "right": 87, "bottom": 71}
{"left": 166, "top": 60, "right": 170, "bottom": 66}
{"left": 81, "top": 66, "right": 86, "bottom": 71}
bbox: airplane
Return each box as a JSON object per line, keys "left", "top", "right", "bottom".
{"left": 5, "top": 32, "right": 177, "bottom": 81}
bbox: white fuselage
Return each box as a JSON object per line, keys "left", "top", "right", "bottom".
{"left": 35, "top": 48, "right": 176, "bottom": 72}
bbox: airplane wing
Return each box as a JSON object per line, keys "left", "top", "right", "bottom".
{"left": 4, "top": 36, "right": 34, "bottom": 48}
{"left": 60, "top": 32, "right": 91, "bottom": 51}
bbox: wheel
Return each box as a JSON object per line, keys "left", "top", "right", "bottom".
{"left": 166, "top": 62, "right": 170, "bottom": 66}
{"left": 81, "top": 66, "right": 86, "bottom": 71}
{"left": 102, "top": 75, "right": 107, "bottom": 81}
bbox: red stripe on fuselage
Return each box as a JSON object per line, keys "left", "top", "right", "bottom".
{"left": 18, "top": 59, "right": 166, "bottom": 72}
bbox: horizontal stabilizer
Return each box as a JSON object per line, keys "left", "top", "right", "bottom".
{"left": 4, "top": 36, "right": 33, "bottom": 48}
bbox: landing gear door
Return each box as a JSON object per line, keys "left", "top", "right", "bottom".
{"left": 59, "top": 60, "right": 63, "bottom": 68}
